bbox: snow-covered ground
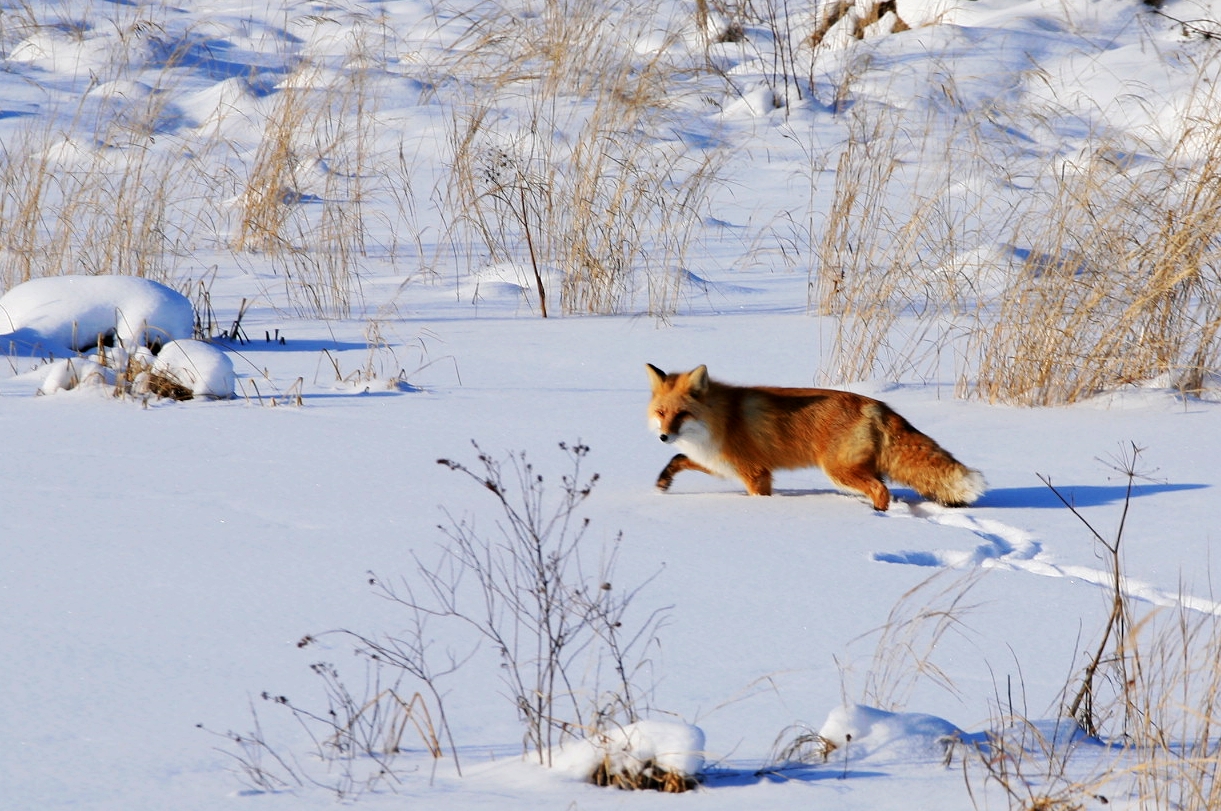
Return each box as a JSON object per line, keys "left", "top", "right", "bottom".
{"left": 3, "top": 0, "right": 1220, "bottom": 808}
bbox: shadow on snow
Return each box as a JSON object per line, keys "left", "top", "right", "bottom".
{"left": 971, "top": 481, "right": 1208, "bottom": 509}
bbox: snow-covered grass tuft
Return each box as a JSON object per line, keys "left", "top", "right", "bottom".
{"left": 148, "top": 339, "right": 235, "bottom": 400}
{"left": 553, "top": 720, "right": 705, "bottom": 792}
{"left": 37, "top": 356, "right": 112, "bottom": 395}
{"left": 817, "top": 704, "right": 962, "bottom": 764}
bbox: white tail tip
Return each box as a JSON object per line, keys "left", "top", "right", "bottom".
{"left": 956, "top": 468, "right": 987, "bottom": 505}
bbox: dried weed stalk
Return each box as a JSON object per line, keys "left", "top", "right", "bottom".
{"left": 398, "top": 441, "right": 668, "bottom": 764}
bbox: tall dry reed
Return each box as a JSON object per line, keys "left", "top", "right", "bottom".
{"left": 443, "top": 0, "right": 724, "bottom": 316}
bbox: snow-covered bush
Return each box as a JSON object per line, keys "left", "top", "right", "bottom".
{"left": 770, "top": 704, "right": 964, "bottom": 772}
{"left": 0, "top": 276, "right": 237, "bottom": 400}
{"left": 371, "top": 442, "right": 670, "bottom": 765}
{"left": 0, "top": 275, "right": 194, "bottom": 354}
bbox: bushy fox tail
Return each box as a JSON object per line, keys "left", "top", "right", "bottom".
{"left": 874, "top": 406, "right": 986, "bottom": 507}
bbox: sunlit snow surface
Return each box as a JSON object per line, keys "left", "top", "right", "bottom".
{"left": 2, "top": 0, "right": 1220, "bottom": 809}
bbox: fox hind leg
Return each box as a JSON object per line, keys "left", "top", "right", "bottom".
{"left": 656, "top": 453, "right": 716, "bottom": 491}
{"left": 826, "top": 463, "right": 892, "bottom": 511}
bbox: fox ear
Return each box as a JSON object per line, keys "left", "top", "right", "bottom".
{"left": 689, "top": 364, "right": 709, "bottom": 394}
{"left": 646, "top": 363, "right": 667, "bottom": 390}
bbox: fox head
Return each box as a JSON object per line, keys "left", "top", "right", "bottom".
{"left": 646, "top": 363, "right": 709, "bottom": 443}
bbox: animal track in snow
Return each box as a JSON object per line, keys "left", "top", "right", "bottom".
{"left": 876, "top": 501, "right": 1221, "bottom": 615}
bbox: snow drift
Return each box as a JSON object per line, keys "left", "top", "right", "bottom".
{"left": 0, "top": 275, "right": 194, "bottom": 354}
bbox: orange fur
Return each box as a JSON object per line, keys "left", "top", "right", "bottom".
{"left": 645, "top": 364, "right": 985, "bottom": 511}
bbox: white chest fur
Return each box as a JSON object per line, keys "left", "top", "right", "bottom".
{"left": 671, "top": 421, "right": 737, "bottom": 479}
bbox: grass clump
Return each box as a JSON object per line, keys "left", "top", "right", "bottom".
{"left": 590, "top": 756, "right": 698, "bottom": 792}
{"left": 443, "top": 0, "right": 723, "bottom": 316}
{"left": 804, "top": 64, "right": 1221, "bottom": 403}
{"left": 971, "top": 122, "right": 1221, "bottom": 404}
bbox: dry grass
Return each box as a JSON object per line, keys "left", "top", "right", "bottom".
{"left": 0, "top": 3, "right": 406, "bottom": 320}
{"left": 971, "top": 116, "right": 1221, "bottom": 404}
{"left": 1119, "top": 606, "right": 1221, "bottom": 810}
{"left": 963, "top": 717, "right": 1110, "bottom": 811}
{"left": 946, "top": 452, "right": 1221, "bottom": 810}
{"left": 963, "top": 603, "right": 1221, "bottom": 811}
{"left": 768, "top": 723, "right": 838, "bottom": 766}
{"left": 806, "top": 44, "right": 1221, "bottom": 403}
{"left": 0, "top": 103, "right": 192, "bottom": 289}
{"left": 697, "top": 0, "right": 916, "bottom": 109}
{"left": 4, "top": 0, "right": 1219, "bottom": 404}
{"left": 144, "top": 368, "right": 196, "bottom": 401}
{"left": 233, "top": 24, "right": 390, "bottom": 319}
{"left": 589, "top": 756, "right": 698, "bottom": 792}
{"left": 0, "top": 0, "right": 948, "bottom": 331}
{"left": 202, "top": 657, "right": 451, "bottom": 800}
{"left": 443, "top": 0, "right": 724, "bottom": 316}
{"left": 1065, "top": 449, "right": 1221, "bottom": 806}
{"left": 0, "top": 6, "right": 210, "bottom": 290}
{"left": 805, "top": 62, "right": 1023, "bottom": 386}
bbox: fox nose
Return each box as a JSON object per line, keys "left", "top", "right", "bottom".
{"left": 659, "top": 433, "right": 672, "bottom": 443}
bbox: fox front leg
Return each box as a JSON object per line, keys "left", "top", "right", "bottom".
{"left": 656, "top": 453, "right": 715, "bottom": 491}
{"left": 742, "top": 467, "right": 773, "bottom": 496}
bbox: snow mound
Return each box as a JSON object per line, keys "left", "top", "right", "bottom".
{"left": 9, "top": 29, "right": 111, "bottom": 74}
{"left": 0, "top": 276, "right": 194, "bottom": 354}
{"left": 182, "top": 77, "right": 264, "bottom": 133}
{"left": 818, "top": 705, "right": 962, "bottom": 763}
{"left": 149, "top": 340, "right": 235, "bottom": 400}
{"left": 37, "top": 357, "right": 113, "bottom": 396}
{"left": 552, "top": 720, "right": 705, "bottom": 791}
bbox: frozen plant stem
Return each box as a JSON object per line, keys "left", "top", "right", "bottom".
{"left": 520, "top": 184, "right": 547, "bottom": 318}
{"left": 1040, "top": 442, "right": 1144, "bottom": 737}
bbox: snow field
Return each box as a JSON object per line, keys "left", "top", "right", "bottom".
{"left": 2, "top": 0, "right": 1221, "bottom": 808}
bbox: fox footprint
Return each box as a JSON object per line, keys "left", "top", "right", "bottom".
{"left": 878, "top": 500, "right": 1221, "bottom": 614}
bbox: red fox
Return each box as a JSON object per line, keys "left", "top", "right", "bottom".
{"left": 646, "top": 364, "right": 985, "bottom": 511}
